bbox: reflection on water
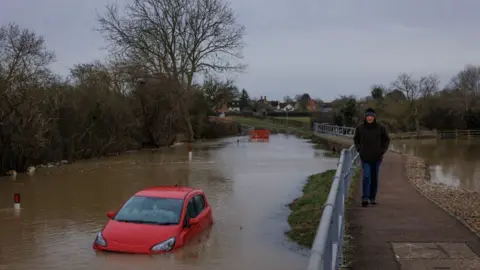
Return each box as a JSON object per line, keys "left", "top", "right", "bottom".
{"left": 0, "top": 135, "right": 338, "bottom": 270}
{"left": 390, "top": 139, "right": 480, "bottom": 192}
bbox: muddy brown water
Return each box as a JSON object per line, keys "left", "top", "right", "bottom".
{"left": 391, "top": 139, "right": 480, "bottom": 193}
{"left": 0, "top": 135, "right": 338, "bottom": 270}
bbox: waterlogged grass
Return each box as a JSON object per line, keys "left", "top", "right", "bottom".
{"left": 286, "top": 170, "right": 336, "bottom": 247}
{"left": 231, "top": 116, "right": 313, "bottom": 137}
{"left": 272, "top": 116, "right": 311, "bottom": 123}
{"left": 230, "top": 116, "right": 275, "bottom": 128}
{"left": 232, "top": 116, "right": 309, "bottom": 131}
{"left": 286, "top": 168, "right": 360, "bottom": 260}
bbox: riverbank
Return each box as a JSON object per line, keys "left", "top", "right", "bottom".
{"left": 286, "top": 170, "right": 335, "bottom": 247}
{"left": 404, "top": 154, "right": 480, "bottom": 237}
{"left": 285, "top": 168, "right": 360, "bottom": 266}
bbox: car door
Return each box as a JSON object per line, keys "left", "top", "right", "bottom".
{"left": 193, "top": 195, "right": 205, "bottom": 228}
{"left": 193, "top": 194, "right": 210, "bottom": 229}
{"left": 182, "top": 196, "right": 199, "bottom": 244}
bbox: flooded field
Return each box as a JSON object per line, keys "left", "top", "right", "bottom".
{"left": 391, "top": 139, "right": 480, "bottom": 192}
{"left": 0, "top": 134, "right": 338, "bottom": 270}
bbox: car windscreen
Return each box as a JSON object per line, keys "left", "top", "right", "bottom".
{"left": 114, "top": 196, "right": 184, "bottom": 225}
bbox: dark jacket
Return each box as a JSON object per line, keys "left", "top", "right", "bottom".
{"left": 353, "top": 120, "right": 390, "bottom": 163}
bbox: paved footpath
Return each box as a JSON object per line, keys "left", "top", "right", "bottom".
{"left": 314, "top": 134, "right": 480, "bottom": 269}
{"left": 348, "top": 152, "right": 480, "bottom": 270}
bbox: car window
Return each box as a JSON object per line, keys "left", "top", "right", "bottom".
{"left": 114, "top": 196, "right": 184, "bottom": 225}
{"left": 186, "top": 198, "right": 198, "bottom": 218}
{"left": 194, "top": 195, "right": 205, "bottom": 214}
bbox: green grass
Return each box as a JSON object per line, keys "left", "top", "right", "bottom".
{"left": 272, "top": 116, "right": 311, "bottom": 123}
{"left": 343, "top": 168, "right": 360, "bottom": 268}
{"left": 230, "top": 116, "right": 275, "bottom": 128}
{"left": 285, "top": 168, "right": 360, "bottom": 255}
{"left": 231, "top": 116, "right": 311, "bottom": 135}
{"left": 323, "top": 151, "right": 340, "bottom": 158}
{"left": 285, "top": 170, "right": 335, "bottom": 247}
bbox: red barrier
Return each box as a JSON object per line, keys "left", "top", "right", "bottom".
{"left": 14, "top": 193, "right": 20, "bottom": 204}
{"left": 249, "top": 129, "right": 270, "bottom": 141}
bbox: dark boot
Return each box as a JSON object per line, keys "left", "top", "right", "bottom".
{"left": 361, "top": 200, "right": 369, "bottom": 207}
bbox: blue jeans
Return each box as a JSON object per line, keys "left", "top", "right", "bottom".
{"left": 362, "top": 160, "right": 381, "bottom": 202}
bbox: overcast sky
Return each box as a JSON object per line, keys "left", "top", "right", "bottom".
{"left": 2, "top": 0, "right": 480, "bottom": 101}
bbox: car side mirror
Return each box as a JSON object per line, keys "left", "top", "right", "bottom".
{"left": 189, "top": 217, "right": 199, "bottom": 225}
{"left": 106, "top": 211, "right": 116, "bottom": 219}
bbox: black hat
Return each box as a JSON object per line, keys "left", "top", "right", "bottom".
{"left": 365, "top": 107, "right": 376, "bottom": 117}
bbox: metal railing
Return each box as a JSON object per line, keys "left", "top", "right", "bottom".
{"left": 314, "top": 123, "right": 356, "bottom": 137}
{"left": 308, "top": 123, "right": 359, "bottom": 270}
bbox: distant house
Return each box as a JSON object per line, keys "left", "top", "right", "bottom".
{"left": 275, "top": 102, "right": 295, "bottom": 112}
{"left": 227, "top": 101, "right": 240, "bottom": 112}
{"left": 216, "top": 103, "right": 228, "bottom": 117}
{"left": 276, "top": 103, "right": 283, "bottom": 111}
{"left": 269, "top": 101, "right": 279, "bottom": 110}
{"left": 253, "top": 97, "right": 270, "bottom": 116}
{"left": 216, "top": 103, "right": 228, "bottom": 112}
{"left": 259, "top": 96, "right": 269, "bottom": 105}
{"left": 283, "top": 103, "right": 295, "bottom": 111}
{"left": 307, "top": 99, "right": 318, "bottom": 112}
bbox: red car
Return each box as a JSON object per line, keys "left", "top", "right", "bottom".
{"left": 93, "top": 186, "right": 213, "bottom": 254}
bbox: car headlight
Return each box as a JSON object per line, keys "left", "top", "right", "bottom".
{"left": 151, "top": 237, "right": 175, "bottom": 252}
{"left": 95, "top": 232, "right": 107, "bottom": 247}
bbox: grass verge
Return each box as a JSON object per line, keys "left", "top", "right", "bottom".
{"left": 342, "top": 168, "right": 360, "bottom": 268}
{"left": 232, "top": 116, "right": 310, "bottom": 132}
{"left": 286, "top": 170, "right": 335, "bottom": 247}
{"left": 285, "top": 167, "right": 361, "bottom": 267}
{"left": 231, "top": 116, "right": 314, "bottom": 139}
{"left": 272, "top": 116, "right": 311, "bottom": 123}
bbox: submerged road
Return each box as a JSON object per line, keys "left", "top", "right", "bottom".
{"left": 0, "top": 134, "right": 338, "bottom": 270}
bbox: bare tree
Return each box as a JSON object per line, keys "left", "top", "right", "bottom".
{"left": 391, "top": 73, "right": 419, "bottom": 101}
{"left": 202, "top": 75, "right": 238, "bottom": 111}
{"left": 450, "top": 65, "right": 480, "bottom": 111}
{"left": 0, "top": 23, "right": 58, "bottom": 172}
{"left": 418, "top": 74, "right": 439, "bottom": 98}
{"left": 0, "top": 23, "right": 55, "bottom": 124}
{"left": 390, "top": 73, "right": 428, "bottom": 135}
{"left": 0, "top": 23, "right": 55, "bottom": 86}
{"left": 97, "top": 0, "right": 246, "bottom": 140}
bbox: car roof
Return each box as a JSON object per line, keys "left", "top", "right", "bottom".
{"left": 134, "top": 186, "right": 200, "bottom": 199}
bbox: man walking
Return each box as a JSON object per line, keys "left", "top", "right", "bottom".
{"left": 353, "top": 108, "right": 390, "bottom": 207}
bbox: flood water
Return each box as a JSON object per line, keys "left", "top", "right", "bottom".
{"left": 390, "top": 139, "right": 480, "bottom": 193}
{"left": 0, "top": 135, "right": 338, "bottom": 270}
